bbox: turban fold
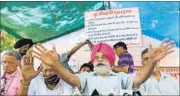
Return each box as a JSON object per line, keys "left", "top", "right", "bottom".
{"left": 91, "top": 42, "right": 115, "bottom": 67}
{"left": 14, "top": 39, "right": 33, "bottom": 49}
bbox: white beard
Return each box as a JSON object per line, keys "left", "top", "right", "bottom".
{"left": 94, "top": 62, "right": 110, "bottom": 76}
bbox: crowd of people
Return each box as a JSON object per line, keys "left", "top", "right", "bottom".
{"left": 0, "top": 38, "right": 179, "bottom": 96}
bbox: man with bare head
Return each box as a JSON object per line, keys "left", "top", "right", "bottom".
{"left": 17, "top": 40, "right": 92, "bottom": 95}
{"left": 17, "top": 49, "right": 73, "bottom": 95}
{"left": 138, "top": 47, "right": 179, "bottom": 95}
{"left": 1, "top": 50, "right": 22, "bottom": 95}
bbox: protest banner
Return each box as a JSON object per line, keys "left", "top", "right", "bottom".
{"left": 85, "top": 7, "right": 142, "bottom": 47}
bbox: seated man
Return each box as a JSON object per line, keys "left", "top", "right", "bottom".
{"left": 14, "top": 38, "right": 33, "bottom": 56}
{"left": 17, "top": 50, "right": 74, "bottom": 95}
{"left": 32, "top": 38, "right": 175, "bottom": 95}
{"left": 112, "top": 42, "right": 134, "bottom": 74}
{"left": 17, "top": 40, "right": 91, "bottom": 95}
{"left": 0, "top": 50, "right": 22, "bottom": 96}
{"left": 138, "top": 47, "right": 179, "bottom": 95}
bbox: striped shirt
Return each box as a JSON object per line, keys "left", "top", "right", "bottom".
{"left": 118, "top": 51, "right": 134, "bottom": 73}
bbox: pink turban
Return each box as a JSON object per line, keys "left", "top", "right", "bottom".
{"left": 91, "top": 42, "right": 115, "bottom": 67}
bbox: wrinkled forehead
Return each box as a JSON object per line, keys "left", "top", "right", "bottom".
{"left": 94, "top": 52, "right": 110, "bottom": 64}
{"left": 95, "top": 52, "right": 105, "bottom": 57}
{"left": 2, "top": 55, "right": 17, "bottom": 61}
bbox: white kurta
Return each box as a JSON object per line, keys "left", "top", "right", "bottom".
{"left": 76, "top": 71, "right": 134, "bottom": 95}
{"left": 139, "top": 72, "right": 179, "bottom": 95}
{"left": 28, "top": 73, "right": 73, "bottom": 95}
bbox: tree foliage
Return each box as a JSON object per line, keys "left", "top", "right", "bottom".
{"left": 0, "top": 30, "right": 17, "bottom": 52}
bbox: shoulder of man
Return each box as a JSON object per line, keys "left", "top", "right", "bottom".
{"left": 120, "top": 52, "right": 132, "bottom": 58}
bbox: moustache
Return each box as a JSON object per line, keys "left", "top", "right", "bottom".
{"left": 96, "top": 63, "right": 105, "bottom": 66}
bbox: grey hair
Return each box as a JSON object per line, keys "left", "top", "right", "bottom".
{"left": 2, "top": 50, "right": 22, "bottom": 60}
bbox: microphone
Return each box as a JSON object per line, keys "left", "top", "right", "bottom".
{"left": 91, "top": 89, "right": 100, "bottom": 96}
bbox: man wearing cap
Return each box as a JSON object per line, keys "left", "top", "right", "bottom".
{"left": 31, "top": 38, "right": 175, "bottom": 95}
{"left": 14, "top": 38, "right": 33, "bottom": 56}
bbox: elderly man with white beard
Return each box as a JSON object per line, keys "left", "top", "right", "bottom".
{"left": 32, "top": 38, "right": 175, "bottom": 95}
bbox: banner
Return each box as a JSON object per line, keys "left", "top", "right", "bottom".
{"left": 85, "top": 7, "right": 142, "bottom": 47}
{"left": 134, "top": 66, "right": 180, "bottom": 80}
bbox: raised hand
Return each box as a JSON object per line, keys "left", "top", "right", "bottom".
{"left": 86, "top": 39, "right": 93, "bottom": 44}
{"left": 84, "top": 39, "right": 90, "bottom": 44}
{"left": 148, "top": 38, "right": 175, "bottom": 63}
{"left": 20, "top": 49, "right": 43, "bottom": 82}
{"left": 33, "top": 44, "right": 59, "bottom": 68}
{"left": 85, "top": 39, "right": 94, "bottom": 50}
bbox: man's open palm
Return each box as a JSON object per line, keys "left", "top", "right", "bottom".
{"left": 20, "top": 49, "right": 43, "bottom": 81}
{"left": 33, "top": 44, "right": 59, "bottom": 67}
{"left": 148, "top": 38, "right": 175, "bottom": 63}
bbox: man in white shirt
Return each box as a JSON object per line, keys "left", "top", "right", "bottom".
{"left": 17, "top": 40, "right": 91, "bottom": 95}
{"left": 138, "top": 48, "right": 179, "bottom": 95}
{"left": 32, "top": 38, "right": 175, "bottom": 95}
{"left": 17, "top": 49, "right": 73, "bottom": 95}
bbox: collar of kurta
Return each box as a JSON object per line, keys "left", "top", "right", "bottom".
{"left": 150, "top": 72, "right": 168, "bottom": 79}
